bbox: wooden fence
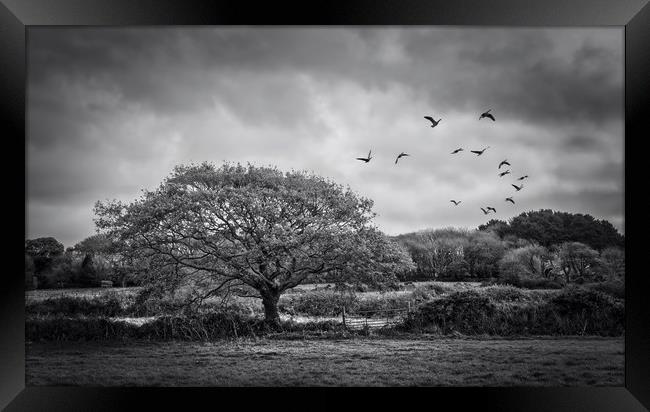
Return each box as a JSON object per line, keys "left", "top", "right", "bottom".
{"left": 342, "top": 304, "right": 411, "bottom": 330}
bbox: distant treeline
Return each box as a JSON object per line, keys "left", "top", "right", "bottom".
{"left": 392, "top": 209, "right": 624, "bottom": 284}
{"left": 477, "top": 209, "right": 624, "bottom": 250}
{"left": 25, "top": 235, "right": 139, "bottom": 289}
{"left": 26, "top": 209, "right": 624, "bottom": 290}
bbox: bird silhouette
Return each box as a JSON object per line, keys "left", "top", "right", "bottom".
{"left": 480, "top": 109, "right": 496, "bottom": 121}
{"left": 424, "top": 116, "right": 441, "bottom": 128}
{"left": 486, "top": 206, "right": 497, "bottom": 213}
{"left": 499, "top": 170, "right": 511, "bottom": 177}
{"left": 498, "top": 159, "right": 511, "bottom": 169}
{"left": 451, "top": 148, "right": 464, "bottom": 154}
{"left": 517, "top": 175, "right": 529, "bottom": 181}
{"left": 505, "top": 197, "right": 515, "bottom": 204}
{"left": 512, "top": 183, "right": 524, "bottom": 191}
{"left": 450, "top": 200, "right": 462, "bottom": 206}
{"left": 471, "top": 146, "right": 490, "bottom": 156}
{"left": 395, "top": 152, "right": 410, "bottom": 164}
{"left": 480, "top": 207, "right": 490, "bottom": 215}
{"left": 356, "top": 150, "right": 372, "bottom": 163}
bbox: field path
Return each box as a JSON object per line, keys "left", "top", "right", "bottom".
{"left": 26, "top": 336, "right": 623, "bottom": 386}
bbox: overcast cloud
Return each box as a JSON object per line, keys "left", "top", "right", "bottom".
{"left": 27, "top": 27, "right": 624, "bottom": 247}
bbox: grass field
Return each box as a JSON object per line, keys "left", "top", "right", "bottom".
{"left": 26, "top": 336, "right": 623, "bottom": 386}
{"left": 25, "top": 286, "right": 143, "bottom": 302}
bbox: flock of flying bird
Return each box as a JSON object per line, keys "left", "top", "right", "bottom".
{"left": 355, "top": 109, "right": 529, "bottom": 217}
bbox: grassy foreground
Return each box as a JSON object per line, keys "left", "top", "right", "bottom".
{"left": 26, "top": 336, "right": 623, "bottom": 386}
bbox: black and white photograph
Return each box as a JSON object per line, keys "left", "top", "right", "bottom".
{"left": 24, "top": 26, "right": 626, "bottom": 387}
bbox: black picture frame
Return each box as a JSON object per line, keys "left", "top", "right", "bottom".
{"left": 2, "top": 0, "right": 648, "bottom": 410}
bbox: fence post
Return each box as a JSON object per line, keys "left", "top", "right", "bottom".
{"left": 342, "top": 306, "right": 346, "bottom": 329}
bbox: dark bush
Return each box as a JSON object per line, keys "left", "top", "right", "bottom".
{"left": 519, "top": 278, "right": 564, "bottom": 289}
{"left": 403, "top": 290, "right": 496, "bottom": 334}
{"left": 550, "top": 287, "right": 622, "bottom": 315}
{"left": 497, "top": 276, "right": 563, "bottom": 290}
{"left": 400, "top": 287, "right": 623, "bottom": 336}
{"left": 26, "top": 315, "right": 137, "bottom": 341}
{"left": 582, "top": 281, "right": 625, "bottom": 300}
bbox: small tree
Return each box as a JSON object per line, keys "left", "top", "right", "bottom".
{"left": 395, "top": 228, "right": 470, "bottom": 280}
{"left": 596, "top": 247, "right": 625, "bottom": 281}
{"left": 74, "top": 233, "right": 133, "bottom": 286}
{"left": 464, "top": 231, "right": 506, "bottom": 278}
{"left": 498, "top": 244, "right": 554, "bottom": 283}
{"left": 556, "top": 242, "right": 600, "bottom": 283}
{"left": 25, "top": 237, "right": 64, "bottom": 276}
{"left": 95, "top": 162, "right": 414, "bottom": 326}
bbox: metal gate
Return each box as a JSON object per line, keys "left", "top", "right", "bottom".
{"left": 342, "top": 304, "right": 411, "bottom": 330}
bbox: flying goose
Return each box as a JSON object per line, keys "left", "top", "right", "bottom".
{"left": 480, "top": 109, "right": 496, "bottom": 121}
{"left": 512, "top": 183, "right": 524, "bottom": 191}
{"left": 395, "top": 152, "right": 410, "bottom": 164}
{"left": 424, "top": 116, "right": 441, "bottom": 128}
{"left": 471, "top": 146, "right": 490, "bottom": 156}
{"left": 356, "top": 150, "right": 372, "bottom": 163}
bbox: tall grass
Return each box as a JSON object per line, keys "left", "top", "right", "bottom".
{"left": 26, "top": 312, "right": 347, "bottom": 342}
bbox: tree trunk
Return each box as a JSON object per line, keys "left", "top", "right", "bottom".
{"left": 261, "top": 290, "right": 281, "bottom": 328}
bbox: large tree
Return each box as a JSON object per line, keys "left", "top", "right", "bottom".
{"left": 94, "top": 162, "right": 414, "bottom": 325}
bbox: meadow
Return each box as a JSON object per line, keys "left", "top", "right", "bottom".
{"left": 24, "top": 280, "right": 625, "bottom": 386}
{"left": 26, "top": 336, "right": 623, "bottom": 386}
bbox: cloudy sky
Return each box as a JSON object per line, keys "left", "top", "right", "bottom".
{"left": 27, "top": 27, "right": 624, "bottom": 248}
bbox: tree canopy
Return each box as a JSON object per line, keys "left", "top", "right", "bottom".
{"left": 479, "top": 209, "right": 624, "bottom": 250}
{"left": 25, "top": 237, "right": 64, "bottom": 259}
{"left": 94, "top": 162, "right": 414, "bottom": 324}
{"left": 25, "top": 237, "right": 65, "bottom": 276}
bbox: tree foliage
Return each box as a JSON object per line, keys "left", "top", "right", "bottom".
{"left": 596, "top": 247, "right": 625, "bottom": 281}
{"left": 395, "top": 228, "right": 470, "bottom": 280}
{"left": 556, "top": 242, "right": 600, "bottom": 283}
{"left": 496, "top": 209, "right": 624, "bottom": 250}
{"left": 463, "top": 231, "right": 506, "bottom": 278}
{"left": 499, "top": 244, "right": 555, "bottom": 284}
{"left": 94, "top": 162, "right": 414, "bottom": 324}
{"left": 25, "top": 237, "right": 64, "bottom": 275}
